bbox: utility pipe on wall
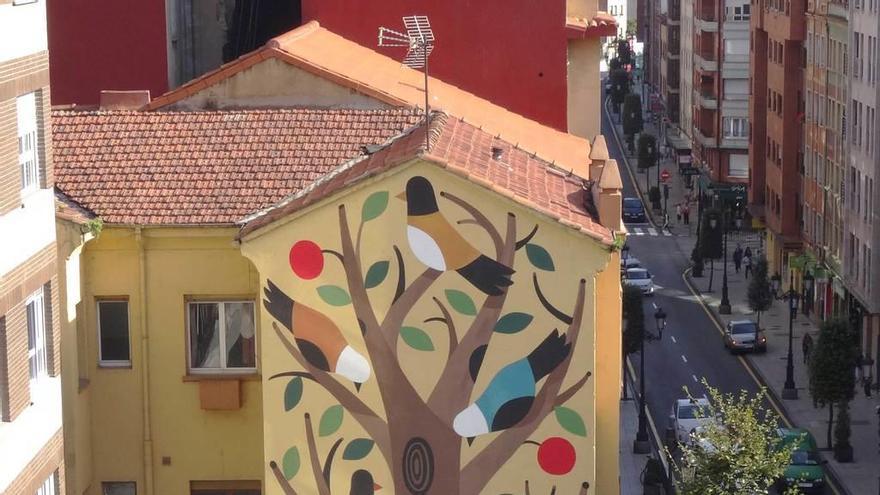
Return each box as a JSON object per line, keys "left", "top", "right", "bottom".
{"left": 136, "top": 227, "right": 154, "bottom": 495}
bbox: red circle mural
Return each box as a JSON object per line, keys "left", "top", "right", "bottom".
{"left": 289, "top": 240, "right": 324, "bottom": 279}
{"left": 536, "top": 437, "right": 576, "bottom": 475}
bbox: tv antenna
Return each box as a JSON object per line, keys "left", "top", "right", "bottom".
{"left": 378, "top": 15, "right": 435, "bottom": 150}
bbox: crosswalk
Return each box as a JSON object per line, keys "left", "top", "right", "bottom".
{"left": 626, "top": 226, "right": 674, "bottom": 237}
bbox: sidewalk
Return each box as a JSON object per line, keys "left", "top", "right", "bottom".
{"left": 676, "top": 232, "right": 880, "bottom": 495}
{"left": 620, "top": 397, "right": 652, "bottom": 495}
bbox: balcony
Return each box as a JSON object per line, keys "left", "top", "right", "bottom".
{"left": 694, "top": 89, "right": 717, "bottom": 109}
{"left": 695, "top": 16, "right": 719, "bottom": 32}
{"left": 695, "top": 52, "right": 718, "bottom": 72}
{"left": 694, "top": 126, "right": 718, "bottom": 147}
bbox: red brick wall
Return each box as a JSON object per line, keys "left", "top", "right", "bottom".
{"left": 4, "top": 428, "right": 65, "bottom": 495}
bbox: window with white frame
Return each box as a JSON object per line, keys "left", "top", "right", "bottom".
{"left": 725, "top": 3, "right": 750, "bottom": 20}
{"left": 187, "top": 301, "right": 256, "bottom": 372}
{"left": 35, "top": 471, "right": 58, "bottom": 495}
{"left": 728, "top": 154, "right": 749, "bottom": 178}
{"left": 97, "top": 300, "right": 131, "bottom": 366}
{"left": 26, "top": 288, "right": 47, "bottom": 384}
{"left": 16, "top": 92, "right": 40, "bottom": 193}
{"left": 723, "top": 117, "right": 749, "bottom": 138}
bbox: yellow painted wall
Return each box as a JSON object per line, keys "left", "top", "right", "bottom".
{"left": 242, "top": 161, "right": 618, "bottom": 494}
{"left": 567, "top": 38, "right": 602, "bottom": 140}
{"left": 63, "top": 226, "right": 264, "bottom": 494}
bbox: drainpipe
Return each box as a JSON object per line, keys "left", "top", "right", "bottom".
{"left": 715, "top": 0, "right": 723, "bottom": 182}
{"left": 136, "top": 227, "right": 154, "bottom": 495}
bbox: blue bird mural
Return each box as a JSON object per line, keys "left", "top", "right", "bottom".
{"left": 453, "top": 330, "right": 571, "bottom": 438}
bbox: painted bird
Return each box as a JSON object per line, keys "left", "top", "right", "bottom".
{"left": 350, "top": 469, "right": 382, "bottom": 495}
{"left": 263, "top": 279, "right": 371, "bottom": 385}
{"left": 453, "top": 330, "right": 571, "bottom": 438}
{"left": 400, "top": 176, "right": 515, "bottom": 296}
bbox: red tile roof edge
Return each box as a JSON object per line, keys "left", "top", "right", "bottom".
{"left": 54, "top": 189, "right": 97, "bottom": 225}
{"left": 566, "top": 13, "right": 618, "bottom": 39}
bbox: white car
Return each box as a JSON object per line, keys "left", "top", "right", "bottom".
{"left": 624, "top": 267, "right": 654, "bottom": 295}
{"left": 670, "top": 398, "right": 713, "bottom": 445}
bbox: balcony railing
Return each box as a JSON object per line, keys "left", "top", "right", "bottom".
{"left": 695, "top": 52, "right": 718, "bottom": 72}
{"left": 695, "top": 89, "right": 718, "bottom": 109}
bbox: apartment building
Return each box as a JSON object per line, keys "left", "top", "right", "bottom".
{"left": 680, "top": 0, "right": 696, "bottom": 143}
{"left": 691, "top": 0, "right": 751, "bottom": 191}
{"left": 846, "top": 0, "right": 880, "bottom": 384}
{"left": 660, "top": 0, "right": 682, "bottom": 124}
{"left": 0, "top": 0, "right": 63, "bottom": 494}
{"left": 803, "top": 0, "right": 848, "bottom": 318}
{"left": 749, "top": 0, "right": 806, "bottom": 276}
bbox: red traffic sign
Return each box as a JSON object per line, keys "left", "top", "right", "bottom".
{"left": 660, "top": 169, "right": 671, "bottom": 182}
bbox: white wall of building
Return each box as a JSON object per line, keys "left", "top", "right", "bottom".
{"left": 0, "top": 1, "right": 47, "bottom": 63}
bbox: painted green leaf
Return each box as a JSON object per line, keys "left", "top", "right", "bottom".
{"left": 342, "top": 438, "right": 375, "bottom": 460}
{"left": 284, "top": 377, "right": 303, "bottom": 411}
{"left": 364, "top": 260, "right": 390, "bottom": 289}
{"left": 494, "top": 312, "right": 534, "bottom": 334}
{"left": 317, "top": 285, "right": 351, "bottom": 306}
{"left": 555, "top": 406, "right": 587, "bottom": 437}
{"left": 319, "top": 405, "right": 344, "bottom": 437}
{"left": 400, "top": 326, "right": 435, "bottom": 351}
{"left": 282, "top": 447, "right": 300, "bottom": 480}
{"left": 526, "top": 243, "right": 556, "bottom": 271}
{"left": 362, "top": 191, "right": 389, "bottom": 222}
{"left": 445, "top": 289, "right": 477, "bottom": 316}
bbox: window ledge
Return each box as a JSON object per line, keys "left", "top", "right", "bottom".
{"left": 182, "top": 373, "right": 260, "bottom": 382}
{"left": 98, "top": 362, "right": 133, "bottom": 369}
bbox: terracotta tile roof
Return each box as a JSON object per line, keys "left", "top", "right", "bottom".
{"left": 52, "top": 108, "right": 422, "bottom": 225}
{"left": 55, "top": 190, "right": 96, "bottom": 225}
{"left": 240, "top": 113, "right": 613, "bottom": 245}
{"left": 145, "top": 21, "right": 593, "bottom": 177}
{"left": 565, "top": 13, "right": 618, "bottom": 38}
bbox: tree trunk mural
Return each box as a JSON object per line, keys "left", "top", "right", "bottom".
{"left": 261, "top": 176, "right": 595, "bottom": 494}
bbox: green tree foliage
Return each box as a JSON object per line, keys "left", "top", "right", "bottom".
{"left": 609, "top": 68, "right": 630, "bottom": 112}
{"left": 808, "top": 317, "right": 858, "bottom": 448}
{"left": 637, "top": 134, "right": 658, "bottom": 171}
{"left": 622, "top": 284, "right": 645, "bottom": 355}
{"left": 747, "top": 257, "right": 773, "bottom": 327}
{"left": 699, "top": 209, "right": 723, "bottom": 260}
{"left": 691, "top": 239, "right": 704, "bottom": 277}
{"left": 622, "top": 93, "right": 643, "bottom": 137}
{"left": 674, "top": 384, "right": 799, "bottom": 495}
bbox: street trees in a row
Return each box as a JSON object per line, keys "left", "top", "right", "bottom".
{"left": 747, "top": 257, "right": 773, "bottom": 327}
{"left": 621, "top": 284, "right": 645, "bottom": 398}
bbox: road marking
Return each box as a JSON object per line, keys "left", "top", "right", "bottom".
{"left": 630, "top": 228, "right": 644, "bottom": 236}
{"left": 692, "top": 374, "right": 699, "bottom": 383}
{"left": 679, "top": 267, "right": 842, "bottom": 495}
{"left": 662, "top": 230, "right": 673, "bottom": 237}
{"left": 652, "top": 302, "right": 658, "bottom": 309}
{"left": 670, "top": 335, "right": 677, "bottom": 343}
{"left": 647, "top": 227, "right": 657, "bottom": 236}
{"left": 681, "top": 355, "right": 688, "bottom": 363}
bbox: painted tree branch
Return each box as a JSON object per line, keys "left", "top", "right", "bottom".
{"left": 322, "top": 437, "right": 344, "bottom": 485}
{"left": 269, "top": 461, "right": 299, "bottom": 495}
{"left": 460, "top": 279, "right": 588, "bottom": 494}
{"left": 382, "top": 268, "right": 441, "bottom": 349}
{"left": 304, "top": 413, "right": 331, "bottom": 495}
{"left": 431, "top": 296, "right": 458, "bottom": 358}
{"left": 555, "top": 370, "right": 592, "bottom": 406}
{"left": 515, "top": 225, "right": 539, "bottom": 250}
{"left": 441, "top": 190, "right": 504, "bottom": 257}
{"left": 427, "top": 213, "right": 517, "bottom": 421}
{"left": 392, "top": 245, "right": 406, "bottom": 303}
{"left": 533, "top": 273, "right": 573, "bottom": 324}
{"left": 321, "top": 249, "right": 344, "bottom": 263}
{"left": 579, "top": 482, "right": 591, "bottom": 495}
{"left": 268, "top": 371, "right": 317, "bottom": 382}
{"left": 273, "top": 322, "right": 391, "bottom": 461}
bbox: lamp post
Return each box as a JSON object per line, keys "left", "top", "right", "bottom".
{"left": 719, "top": 208, "right": 732, "bottom": 314}
{"left": 634, "top": 304, "right": 663, "bottom": 454}
{"left": 782, "top": 272, "right": 800, "bottom": 400}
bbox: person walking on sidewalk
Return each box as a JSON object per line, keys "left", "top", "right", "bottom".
{"left": 733, "top": 244, "right": 743, "bottom": 273}
{"left": 682, "top": 203, "right": 691, "bottom": 225}
{"left": 743, "top": 253, "right": 753, "bottom": 279}
{"left": 676, "top": 203, "right": 683, "bottom": 223}
{"left": 802, "top": 332, "right": 814, "bottom": 364}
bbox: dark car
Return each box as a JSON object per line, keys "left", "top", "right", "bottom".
{"left": 723, "top": 320, "right": 767, "bottom": 353}
{"left": 623, "top": 197, "right": 647, "bottom": 223}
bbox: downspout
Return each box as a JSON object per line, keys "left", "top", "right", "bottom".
{"left": 136, "top": 227, "right": 154, "bottom": 495}
{"left": 715, "top": 0, "right": 723, "bottom": 181}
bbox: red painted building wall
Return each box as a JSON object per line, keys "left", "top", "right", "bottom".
{"left": 47, "top": 0, "right": 169, "bottom": 106}
{"left": 302, "top": 0, "right": 569, "bottom": 130}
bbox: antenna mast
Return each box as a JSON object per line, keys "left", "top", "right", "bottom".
{"left": 378, "top": 15, "right": 435, "bottom": 151}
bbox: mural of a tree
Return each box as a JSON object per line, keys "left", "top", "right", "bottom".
{"left": 263, "top": 175, "right": 594, "bottom": 494}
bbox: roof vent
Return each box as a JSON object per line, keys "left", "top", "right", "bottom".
{"left": 99, "top": 90, "right": 151, "bottom": 110}
{"left": 491, "top": 146, "right": 504, "bottom": 161}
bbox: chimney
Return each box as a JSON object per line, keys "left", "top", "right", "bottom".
{"left": 589, "top": 135, "right": 610, "bottom": 181}
{"left": 99, "top": 90, "right": 151, "bottom": 110}
{"left": 593, "top": 159, "right": 623, "bottom": 232}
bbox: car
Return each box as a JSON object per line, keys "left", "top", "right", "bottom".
{"left": 774, "top": 428, "right": 825, "bottom": 494}
{"left": 624, "top": 267, "right": 654, "bottom": 295}
{"left": 670, "top": 398, "right": 714, "bottom": 445}
{"left": 620, "top": 256, "right": 641, "bottom": 275}
{"left": 623, "top": 197, "right": 647, "bottom": 223}
{"left": 723, "top": 320, "right": 767, "bottom": 353}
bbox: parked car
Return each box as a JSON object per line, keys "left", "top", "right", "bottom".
{"left": 623, "top": 197, "right": 647, "bottom": 223}
{"left": 723, "top": 320, "right": 767, "bottom": 353}
{"left": 774, "top": 428, "right": 825, "bottom": 494}
{"left": 620, "top": 256, "right": 641, "bottom": 275}
{"left": 670, "top": 398, "right": 713, "bottom": 445}
{"left": 624, "top": 268, "right": 654, "bottom": 295}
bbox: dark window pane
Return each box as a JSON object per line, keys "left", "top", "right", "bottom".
{"left": 99, "top": 301, "right": 130, "bottom": 362}
{"left": 189, "top": 303, "right": 220, "bottom": 368}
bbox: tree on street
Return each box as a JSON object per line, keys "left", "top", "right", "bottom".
{"left": 637, "top": 133, "right": 658, "bottom": 172}
{"left": 622, "top": 93, "right": 643, "bottom": 140}
{"left": 699, "top": 209, "right": 723, "bottom": 291}
{"left": 674, "top": 384, "right": 799, "bottom": 495}
{"left": 622, "top": 284, "right": 645, "bottom": 398}
{"left": 747, "top": 257, "right": 772, "bottom": 327}
{"left": 808, "top": 317, "right": 859, "bottom": 449}
{"left": 609, "top": 68, "right": 629, "bottom": 115}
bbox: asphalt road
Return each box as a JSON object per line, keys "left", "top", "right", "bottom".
{"left": 601, "top": 87, "right": 835, "bottom": 495}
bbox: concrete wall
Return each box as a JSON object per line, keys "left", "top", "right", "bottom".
{"left": 568, "top": 38, "right": 603, "bottom": 139}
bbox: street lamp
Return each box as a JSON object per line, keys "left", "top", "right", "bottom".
{"left": 654, "top": 307, "right": 667, "bottom": 339}
{"left": 634, "top": 308, "right": 663, "bottom": 454}
{"left": 782, "top": 273, "right": 800, "bottom": 400}
{"left": 719, "top": 209, "right": 731, "bottom": 315}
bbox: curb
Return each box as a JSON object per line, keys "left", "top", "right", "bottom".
{"left": 680, "top": 266, "right": 852, "bottom": 495}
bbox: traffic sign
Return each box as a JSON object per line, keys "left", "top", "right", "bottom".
{"left": 660, "top": 168, "right": 671, "bottom": 182}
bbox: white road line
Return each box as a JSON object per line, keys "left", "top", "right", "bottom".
{"left": 681, "top": 355, "right": 688, "bottom": 363}
{"left": 670, "top": 335, "right": 677, "bottom": 343}
{"left": 692, "top": 374, "right": 699, "bottom": 383}
{"left": 652, "top": 302, "right": 658, "bottom": 309}
{"left": 647, "top": 227, "right": 657, "bottom": 236}
{"left": 630, "top": 227, "right": 644, "bottom": 236}
{"left": 662, "top": 230, "right": 673, "bottom": 236}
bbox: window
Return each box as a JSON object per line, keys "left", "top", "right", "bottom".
{"left": 35, "top": 471, "right": 57, "bottom": 495}
{"left": 723, "top": 117, "right": 749, "bottom": 139}
{"left": 26, "top": 288, "right": 47, "bottom": 384}
{"left": 97, "top": 300, "right": 130, "bottom": 366}
{"left": 102, "top": 482, "right": 136, "bottom": 495}
{"left": 725, "top": 4, "right": 751, "bottom": 20}
{"left": 187, "top": 301, "right": 256, "bottom": 373}
{"left": 729, "top": 154, "right": 749, "bottom": 178}
{"left": 16, "top": 92, "right": 39, "bottom": 193}
{"left": 190, "top": 480, "right": 261, "bottom": 495}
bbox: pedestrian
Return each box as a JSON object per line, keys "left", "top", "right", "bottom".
{"left": 863, "top": 376, "right": 872, "bottom": 397}
{"left": 744, "top": 246, "right": 752, "bottom": 259}
{"left": 682, "top": 203, "right": 691, "bottom": 225}
{"left": 743, "top": 253, "right": 752, "bottom": 278}
{"left": 733, "top": 244, "right": 743, "bottom": 273}
{"left": 676, "top": 203, "right": 683, "bottom": 223}
{"left": 802, "top": 332, "right": 813, "bottom": 364}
